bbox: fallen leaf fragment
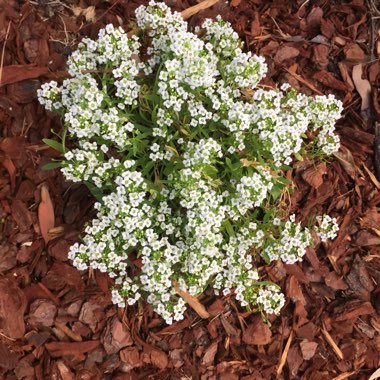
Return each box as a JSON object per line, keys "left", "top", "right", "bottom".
{"left": 369, "top": 367, "right": 380, "bottom": 380}
{"left": 333, "top": 148, "right": 359, "bottom": 179}
{"left": 173, "top": 281, "right": 210, "bottom": 319}
{"left": 301, "top": 162, "right": 326, "bottom": 189}
{"left": 38, "top": 183, "right": 55, "bottom": 244}
{"left": 352, "top": 64, "right": 371, "bottom": 110}
{"left": 72, "top": 6, "right": 96, "bottom": 22}
{"left": 45, "top": 340, "right": 100, "bottom": 357}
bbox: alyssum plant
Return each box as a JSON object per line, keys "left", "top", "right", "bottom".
{"left": 38, "top": 1, "right": 340, "bottom": 324}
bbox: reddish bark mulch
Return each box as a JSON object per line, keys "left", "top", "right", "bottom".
{"left": 0, "top": 0, "right": 379, "bottom": 379}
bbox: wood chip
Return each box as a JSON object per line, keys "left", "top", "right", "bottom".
{"left": 0, "top": 65, "right": 48, "bottom": 86}
{"left": 45, "top": 340, "right": 100, "bottom": 357}
{"left": 299, "top": 340, "right": 318, "bottom": 360}
{"left": 344, "top": 43, "right": 365, "bottom": 62}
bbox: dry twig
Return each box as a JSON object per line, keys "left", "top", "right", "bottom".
{"left": 181, "top": 0, "right": 220, "bottom": 20}
{"left": 322, "top": 326, "right": 344, "bottom": 360}
{"left": 0, "top": 21, "right": 12, "bottom": 87}
{"left": 276, "top": 330, "right": 293, "bottom": 378}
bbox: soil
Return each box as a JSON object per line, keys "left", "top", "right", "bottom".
{"left": 0, "top": 0, "right": 379, "bottom": 379}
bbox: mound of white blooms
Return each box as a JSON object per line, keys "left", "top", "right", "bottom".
{"left": 38, "top": 1, "right": 341, "bottom": 324}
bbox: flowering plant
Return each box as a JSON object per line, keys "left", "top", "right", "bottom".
{"left": 38, "top": 1, "right": 341, "bottom": 324}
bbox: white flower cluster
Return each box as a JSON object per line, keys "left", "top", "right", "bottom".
{"left": 315, "top": 214, "right": 339, "bottom": 242}
{"left": 250, "top": 85, "right": 342, "bottom": 166}
{"left": 37, "top": 81, "right": 61, "bottom": 111}
{"left": 263, "top": 215, "right": 312, "bottom": 265}
{"left": 202, "top": 16, "right": 242, "bottom": 58}
{"left": 183, "top": 138, "right": 222, "bottom": 167}
{"left": 39, "top": 1, "right": 342, "bottom": 323}
{"left": 256, "top": 285, "right": 285, "bottom": 315}
{"left": 309, "top": 95, "right": 342, "bottom": 155}
{"left": 62, "top": 143, "right": 121, "bottom": 188}
{"left": 229, "top": 167, "right": 273, "bottom": 219}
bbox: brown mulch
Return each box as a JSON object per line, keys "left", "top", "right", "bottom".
{"left": 0, "top": 0, "right": 379, "bottom": 379}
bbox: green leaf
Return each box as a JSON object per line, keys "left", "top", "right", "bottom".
{"left": 84, "top": 181, "right": 103, "bottom": 201}
{"left": 263, "top": 211, "right": 274, "bottom": 224}
{"left": 252, "top": 281, "right": 280, "bottom": 288}
{"left": 41, "top": 161, "right": 62, "bottom": 171}
{"left": 42, "top": 138, "right": 65, "bottom": 153}
{"left": 276, "top": 176, "right": 292, "bottom": 185}
{"left": 222, "top": 219, "right": 235, "bottom": 237}
{"left": 270, "top": 185, "right": 282, "bottom": 201}
{"left": 203, "top": 164, "right": 218, "bottom": 178}
{"left": 279, "top": 164, "right": 293, "bottom": 171}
